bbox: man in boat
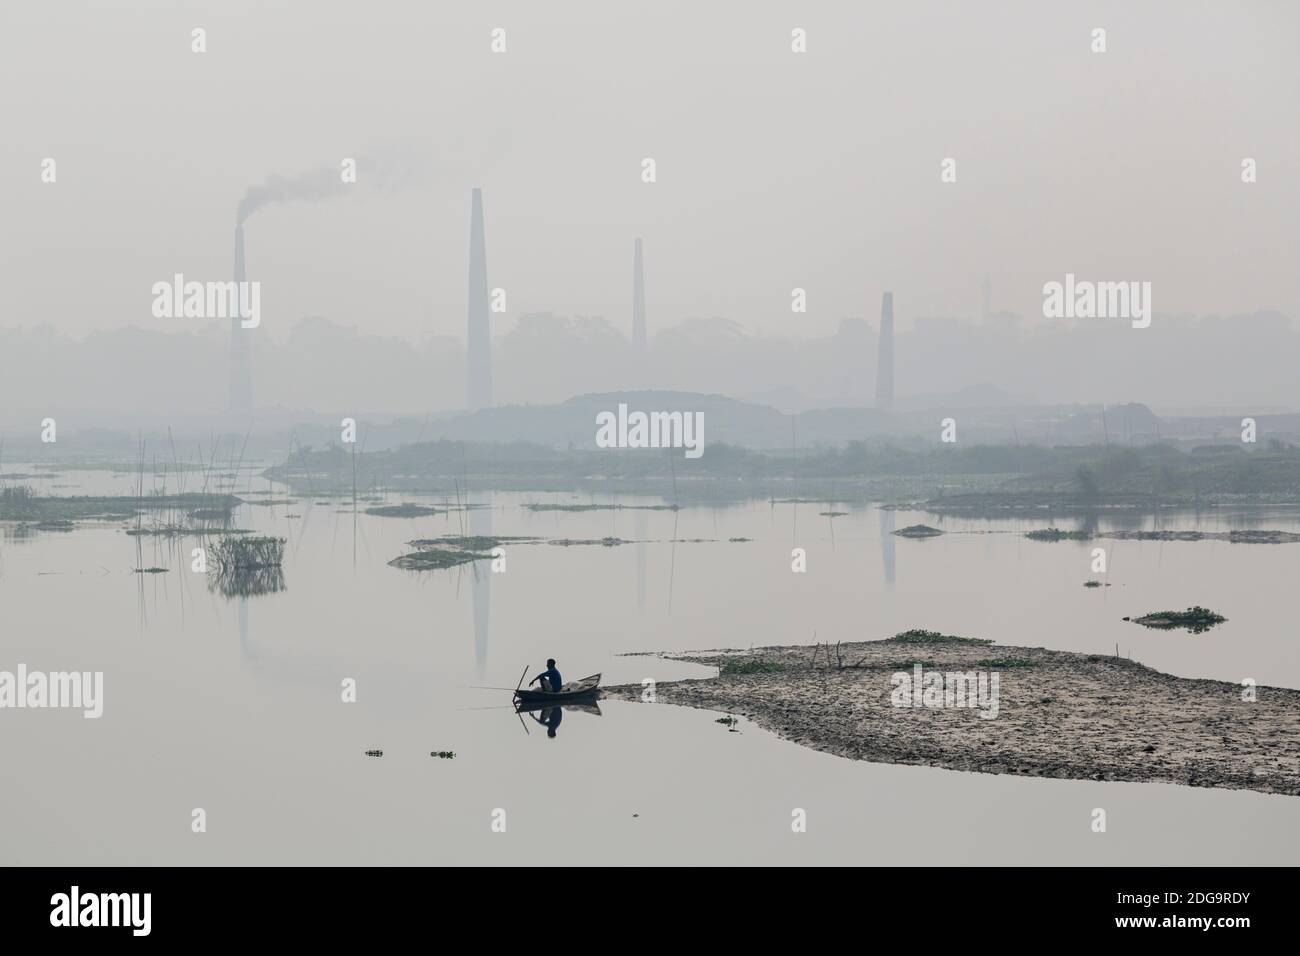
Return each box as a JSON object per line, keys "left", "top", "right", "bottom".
{"left": 529, "top": 659, "right": 563, "bottom": 694}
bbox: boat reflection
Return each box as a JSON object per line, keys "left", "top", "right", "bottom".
{"left": 514, "top": 698, "right": 602, "bottom": 738}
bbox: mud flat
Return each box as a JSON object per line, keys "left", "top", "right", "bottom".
{"left": 604, "top": 636, "right": 1300, "bottom": 796}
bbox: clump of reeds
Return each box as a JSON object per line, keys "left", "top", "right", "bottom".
{"left": 208, "top": 535, "right": 287, "bottom": 598}
{"left": 211, "top": 535, "right": 285, "bottom": 571}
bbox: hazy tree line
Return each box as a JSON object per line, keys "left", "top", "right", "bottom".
{"left": 1, "top": 309, "right": 1294, "bottom": 430}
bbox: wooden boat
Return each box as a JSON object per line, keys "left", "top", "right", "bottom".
{"left": 514, "top": 673, "right": 601, "bottom": 703}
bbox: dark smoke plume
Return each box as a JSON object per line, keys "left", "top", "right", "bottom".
{"left": 235, "top": 142, "right": 434, "bottom": 223}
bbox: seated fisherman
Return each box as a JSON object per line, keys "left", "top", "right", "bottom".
{"left": 529, "top": 659, "right": 563, "bottom": 693}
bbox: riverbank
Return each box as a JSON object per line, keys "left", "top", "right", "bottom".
{"left": 604, "top": 636, "right": 1300, "bottom": 796}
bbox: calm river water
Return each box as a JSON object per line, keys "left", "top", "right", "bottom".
{"left": 2, "top": 465, "right": 1297, "bottom": 864}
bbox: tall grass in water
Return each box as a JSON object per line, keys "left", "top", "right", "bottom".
{"left": 208, "top": 535, "right": 286, "bottom": 598}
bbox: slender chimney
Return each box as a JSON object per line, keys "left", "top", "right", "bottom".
{"left": 875, "top": 292, "right": 894, "bottom": 412}
{"left": 229, "top": 223, "right": 253, "bottom": 416}
{"left": 466, "top": 187, "right": 493, "bottom": 410}
{"left": 632, "top": 237, "right": 647, "bottom": 351}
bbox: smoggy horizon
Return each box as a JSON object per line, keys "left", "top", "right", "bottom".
{"left": 3, "top": 1, "right": 1297, "bottom": 343}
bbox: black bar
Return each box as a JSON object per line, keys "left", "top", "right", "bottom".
{"left": 0, "top": 867, "right": 1286, "bottom": 941}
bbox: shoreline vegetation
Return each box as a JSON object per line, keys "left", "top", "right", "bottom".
{"left": 250, "top": 439, "right": 1300, "bottom": 510}
{"left": 604, "top": 633, "right": 1300, "bottom": 797}
{"left": 10, "top": 439, "right": 1300, "bottom": 514}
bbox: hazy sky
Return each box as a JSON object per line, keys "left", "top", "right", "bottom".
{"left": 2, "top": 0, "right": 1297, "bottom": 345}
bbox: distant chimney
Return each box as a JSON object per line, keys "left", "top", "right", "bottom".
{"left": 466, "top": 188, "right": 492, "bottom": 410}
{"left": 632, "top": 238, "right": 647, "bottom": 351}
{"left": 875, "top": 292, "right": 894, "bottom": 412}
{"left": 229, "top": 223, "right": 253, "bottom": 416}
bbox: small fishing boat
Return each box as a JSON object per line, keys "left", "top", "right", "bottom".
{"left": 513, "top": 673, "right": 602, "bottom": 703}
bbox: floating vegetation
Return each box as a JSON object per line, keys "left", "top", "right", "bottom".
{"left": 208, "top": 536, "right": 287, "bottom": 598}
{"left": 1, "top": 487, "right": 239, "bottom": 523}
{"left": 127, "top": 526, "right": 253, "bottom": 537}
{"left": 1127, "top": 606, "right": 1227, "bottom": 634}
{"left": 430, "top": 751, "right": 456, "bottom": 759}
{"left": 547, "top": 537, "right": 627, "bottom": 547}
{"left": 365, "top": 749, "right": 384, "bottom": 758}
{"left": 409, "top": 535, "right": 539, "bottom": 551}
{"left": 888, "top": 629, "right": 993, "bottom": 646}
{"left": 819, "top": 511, "right": 849, "bottom": 517}
{"left": 1083, "top": 579, "right": 1108, "bottom": 588}
{"left": 1026, "top": 528, "right": 1091, "bottom": 541}
{"left": 133, "top": 567, "right": 167, "bottom": 574}
{"left": 893, "top": 524, "right": 943, "bottom": 538}
{"left": 523, "top": 503, "right": 678, "bottom": 513}
{"left": 1104, "top": 529, "right": 1300, "bottom": 544}
{"left": 186, "top": 508, "right": 232, "bottom": 521}
{"left": 389, "top": 547, "right": 490, "bottom": 571}
{"left": 728, "top": 537, "right": 751, "bottom": 542}
{"left": 715, "top": 716, "right": 738, "bottom": 727}
{"left": 391, "top": 534, "right": 541, "bottom": 571}
{"left": 719, "top": 659, "right": 786, "bottom": 675}
{"left": 365, "top": 503, "right": 444, "bottom": 518}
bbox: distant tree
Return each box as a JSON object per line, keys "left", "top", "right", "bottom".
{"left": 1075, "top": 465, "right": 1099, "bottom": 499}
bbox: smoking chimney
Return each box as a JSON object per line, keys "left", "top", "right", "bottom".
{"left": 875, "top": 292, "right": 894, "bottom": 412}
{"left": 229, "top": 223, "right": 253, "bottom": 416}
{"left": 466, "top": 188, "right": 493, "bottom": 410}
{"left": 632, "top": 238, "right": 647, "bottom": 351}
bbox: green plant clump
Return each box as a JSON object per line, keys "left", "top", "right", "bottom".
{"left": 720, "top": 659, "right": 786, "bottom": 675}
{"left": 888, "top": 629, "right": 993, "bottom": 646}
